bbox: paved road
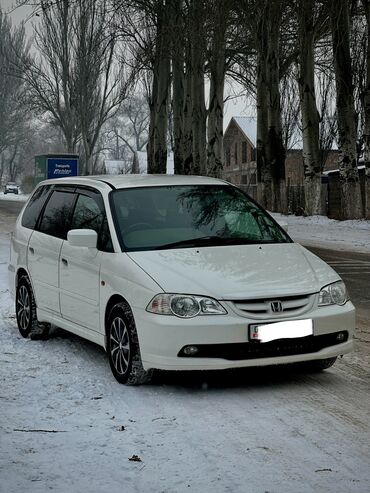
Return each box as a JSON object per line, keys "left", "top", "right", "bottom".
{"left": 0, "top": 198, "right": 25, "bottom": 216}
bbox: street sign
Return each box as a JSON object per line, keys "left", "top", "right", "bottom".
{"left": 34, "top": 154, "right": 79, "bottom": 184}
{"left": 47, "top": 157, "right": 78, "bottom": 179}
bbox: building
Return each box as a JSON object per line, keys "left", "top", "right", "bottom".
{"left": 223, "top": 117, "right": 258, "bottom": 195}
{"left": 222, "top": 116, "right": 339, "bottom": 190}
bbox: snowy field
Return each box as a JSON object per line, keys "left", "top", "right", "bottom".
{"left": 273, "top": 213, "right": 370, "bottom": 254}
{"left": 0, "top": 192, "right": 29, "bottom": 202}
{"left": 1, "top": 203, "right": 370, "bottom": 492}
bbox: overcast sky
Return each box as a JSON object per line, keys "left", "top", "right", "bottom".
{"left": 1, "top": 0, "right": 251, "bottom": 127}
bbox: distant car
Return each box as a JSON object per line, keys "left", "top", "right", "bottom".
{"left": 4, "top": 182, "right": 19, "bottom": 194}
{"left": 9, "top": 175, "right": 355, "bottom": 385}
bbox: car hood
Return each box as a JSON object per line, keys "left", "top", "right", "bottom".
{"left": 127, "top": 243, "right": 340, "bottom": 299}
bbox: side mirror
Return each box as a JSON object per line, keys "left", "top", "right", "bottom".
{"left": 67, "top": 229, "right": 97, "bottom": 248}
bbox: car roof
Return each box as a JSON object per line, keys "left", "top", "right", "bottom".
{"left": 41, "top": 174, "right": 229, "bottom": 190}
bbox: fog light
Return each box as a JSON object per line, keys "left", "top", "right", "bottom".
{"left": 336, "top": 332, "right": 345, "bottom": 342}
{"left": 183, "top": 346, "right": 199, "bottom": 356}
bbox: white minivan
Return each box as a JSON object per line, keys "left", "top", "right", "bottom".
{"left": 9, "top": 175, "right": 355, "bottom": 384}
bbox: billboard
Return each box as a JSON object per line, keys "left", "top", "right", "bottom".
{"left": 47, "top": 157, "right": 78, "bottom": 179}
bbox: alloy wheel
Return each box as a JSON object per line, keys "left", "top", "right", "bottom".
{"left": 110, "top": 316, "right": 131, "bottom": 375}
{"left": 17, "top": 284, "right": 30, "bottom": 331}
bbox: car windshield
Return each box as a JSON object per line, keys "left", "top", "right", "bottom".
{"left": 110, "top": 185, "right": 291, "bottom": 251}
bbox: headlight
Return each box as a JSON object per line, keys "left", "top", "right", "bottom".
{"left": 318, "top": 281, "right": 348, "bottom": 306}
{"left": 146, "top": 294, "right": 227, "bottom": 318}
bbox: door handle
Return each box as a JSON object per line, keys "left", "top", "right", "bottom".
{"left": 61, "top": 258, "right": 68, "bottom": 266}
{"left": 29, "top": 246, "right": 34, "bottom": 254}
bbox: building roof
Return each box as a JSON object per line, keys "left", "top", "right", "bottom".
{"left": 232, "top": 117, "right": 257, "bottom": 146}
{"left": 226, "top": 116, "right": 304, "bottom": 150}
{"left": 227, "top": 116, "right": 338, "bottom": 151}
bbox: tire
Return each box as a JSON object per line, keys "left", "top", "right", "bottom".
{"left": 107, "top": 302, "right": 153, "bottom": 385}
{"left": 305, "top": 357, "right": 337, "bottom": 372}
{"left": 16, "top": 275, "right": 50, "bottom": 339}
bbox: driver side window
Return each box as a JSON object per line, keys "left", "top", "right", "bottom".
{"left": 71, "top": 193, "right": 113, "bottom": 252}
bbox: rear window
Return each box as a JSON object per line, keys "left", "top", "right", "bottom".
{"left": 38, "top": 190, "right": 76, "bottom": 239}
{"left": 21, "top": 186, "right": 51, "bottom": 230}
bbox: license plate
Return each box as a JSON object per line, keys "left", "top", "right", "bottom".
{"left": 249, "top": 319, "right": 313, "bottom": 343}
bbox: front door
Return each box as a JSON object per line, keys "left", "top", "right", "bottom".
{"left": 59, "top": 190, "right": 112, "bottom": 332}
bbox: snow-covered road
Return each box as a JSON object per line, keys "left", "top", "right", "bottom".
{"left": 1, "top": 207, "right": 370, "bottom": 493}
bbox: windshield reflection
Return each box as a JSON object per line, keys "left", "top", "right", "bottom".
{"left": 111, "top": 185, "right": 290, "bottom": 251}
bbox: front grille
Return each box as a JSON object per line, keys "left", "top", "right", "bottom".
{"left": 178, "top": 331, "right": 348, "bottom": 361}
{"left": 232, "top": 294, "right": 313, "bottom": 319}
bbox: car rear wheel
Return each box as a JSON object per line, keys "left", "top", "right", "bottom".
{"left": 16, "top": 275, "right": 50, "bottom": 339}
{"left": 107, "top": 302, "right": 153, "bottom": 385}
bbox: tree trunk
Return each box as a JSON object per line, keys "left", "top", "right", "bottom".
{"left": 148, "top": 2, "right": 171, "bottom": 174}
{"left": 190, "top": 0, "right": 206, "bottom": 175}
{"left": 147, "top": 73, "right": 157, "bottom": 172}
{"left": 256, "top": 5, "right": 272, "bottom": 209}
{"left": 171, "top": 0, "right": 185, "bottom": 174}
{"left": 207, "top": 1, "right": 227, "bottom": 178}
{"left": 265, "top": 0, "right": 286, "bottom": 212}
{"left": 182, "top": 45, "right": 193, "bottom": 175}
{"left": 331, "top": 0, "right": 362, "bottom": 219}
{"left": 298, "top": 0, "right": 322, "bottom": 215}
{"left": 362, "top": 0, "right": 370, "bottom": 219}
{"left": 8, "top": 144, "right": 18, "bottom": 181}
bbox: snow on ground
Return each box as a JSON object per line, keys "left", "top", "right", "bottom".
{"left": 0, "top": 192, "right": 29, "bottom": 202}
{"left": 1, "top": 207, "right": 370, "bottom": 492}
{"left": 273, "top": 213, "right": 370, "bottom": 254}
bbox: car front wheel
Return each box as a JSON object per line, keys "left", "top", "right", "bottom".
{"left": 107, "top": 302, "right": 152, "bottom": 385}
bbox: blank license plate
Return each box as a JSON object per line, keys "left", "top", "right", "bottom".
{"left": 249, "top": 319, "right": 313, "bottom": 343}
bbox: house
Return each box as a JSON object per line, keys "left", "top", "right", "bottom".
{"left": 222, "top": 116, "right": 339, "bottom": 191}
{"left": 223, "top": 117, "right": 258, "bottom": 194}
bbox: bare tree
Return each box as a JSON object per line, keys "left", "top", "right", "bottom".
{"left": 22, "top": 0, "right": 134, "bottom": 174}
{"left": 22, "top": 0, "right": 80, "bottom": 153}
{"left": 0, "top": 9, "right": 29, "bottom": 156}
{"left": 207, "top": 0, "right": 232, "bottom": 178}
{"left": 297, "top": 0, "right": 322, "bottom": 215}
{"left": 103, "top": 94, "right": 149, "bottom": 162}
{"left": 330, "top": 0, "right": 363, "bottom": 219}
{"left": 360, "top": 0, "right": 370, "bottom": 218}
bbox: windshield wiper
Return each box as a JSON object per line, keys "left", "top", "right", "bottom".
{"left": 156, "top": 236, "right": 262, "bottom": 250}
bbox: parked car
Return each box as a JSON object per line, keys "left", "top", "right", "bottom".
{"left": 4, "top": 182, "right": 19, "bottom": 194}
{"left": 9, "top": 175, "right": 355, "bottom": 384}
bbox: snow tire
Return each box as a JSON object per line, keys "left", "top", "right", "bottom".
{"left": 16, "top": 275, "right": 50, "bottom": 339}
{"left": 107, "top": 302, "right": 153, "bottom": 385}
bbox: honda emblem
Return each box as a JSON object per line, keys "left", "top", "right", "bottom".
{"left": 271, "top": 301, "right": 283, "bottom": 313}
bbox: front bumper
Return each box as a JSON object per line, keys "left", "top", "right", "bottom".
{"left": 134, "top": 301, "right": 355, "bottom": 371}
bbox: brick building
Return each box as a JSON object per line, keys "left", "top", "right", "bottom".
{"left": 222, "top": 116, "right": 339, "bottom": 190}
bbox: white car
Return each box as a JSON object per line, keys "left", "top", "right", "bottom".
{"left": 4, "top": 182, "right": 19, "bottom": 194}
{"left": 9, "top": 175, "right": 355, "bottom": 384}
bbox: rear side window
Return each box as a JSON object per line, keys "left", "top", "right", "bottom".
{"left": 38, "top": 190, "right": 76, "bottom": 239}
{"left": 21, "top": 186, "right": 51, "bottom": 229}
